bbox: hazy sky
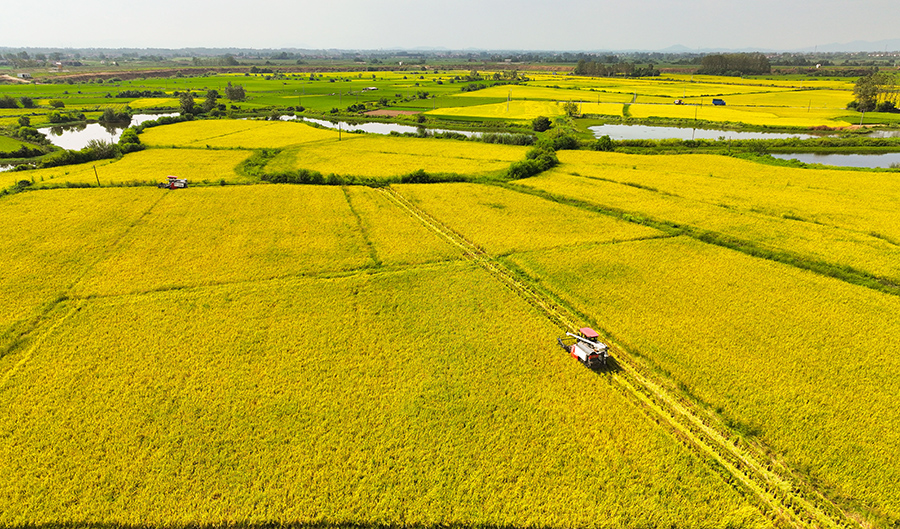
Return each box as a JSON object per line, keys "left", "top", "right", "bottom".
{"left": 4, "top": 0, "right": 897, "bottom": 51}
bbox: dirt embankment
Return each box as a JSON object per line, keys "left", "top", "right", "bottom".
{"left": 0, "top": 74, "right": 30, "bottom": 84}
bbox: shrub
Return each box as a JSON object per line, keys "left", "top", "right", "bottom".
{"left": 480, "top": 133, "right": 535, "bottom": 146}
{"left": 591, "top": 135, "right": 615, "bottom": 152}
{"left": 532, "top": 116, "right": 551, "bottom": 132}
{"left": 0, "top": 95, "right": 18, "bottom": 108}
{"left": 48, "top": 99, "right": 65, "bottom": 108}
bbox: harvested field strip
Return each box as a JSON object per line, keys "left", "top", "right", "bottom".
{"left": 383, "top": 186, "right": 857, "bottom": 529}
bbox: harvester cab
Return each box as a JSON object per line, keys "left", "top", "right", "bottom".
{"left": 557, "top": 327, "right": 609, "bottom": 369}
{"left": 158, "top": 175, "right": 188, "bottom": 189}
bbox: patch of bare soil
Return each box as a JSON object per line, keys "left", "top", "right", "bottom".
{"left": 0, "top": 74, "right": 30, "bottom": 84}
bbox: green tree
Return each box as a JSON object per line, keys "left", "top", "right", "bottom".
{"left": 853, "top": 74, "right": 880, "bottom": 112}
{"left": 224, "top": 82, "right": 246, "bottom": 101}
{"left": 18, "top": 116, "right": 30, "bottom": 127}
{"left": 532, "top": 116, "right": 551, "bottom": 132}
{"left": 19, "top": 96, "right": 34, "bottom": 108}
{"left": 562, "top": 101, "right": 579, "bottom": 117}
{"left": 179, "top": 92, "right": 195, "bottom": 115}
{"left": 0, "top": 95, "right": 18, "bottom": 108}
{"left": 203, "top": 90, "right": 219, "bottom": 112}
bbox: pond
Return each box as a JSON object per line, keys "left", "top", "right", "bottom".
{"left": 288, "top": 116, "right": 478, "bottom": 137}
{"left": 866, "top": 130, "right": 900, "bottom": 138}
{"left": 589, "top": 124, "right": 818, "bottom": 141}
{"left": 42, "top": 113, "right": 178, "bottom": 151}
{"left": 770, "top": 152, "right": 900, "bottom": 169}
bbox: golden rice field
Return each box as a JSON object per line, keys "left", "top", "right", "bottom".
{"left": 265, "top": 134, "right": 526, "bottom": 178}
{"left": 127, "top": 97, "right": 179, "bottom": 109}
{"left": 0, "top": 187, "right": 770, "bottom": 528}
{"left": 506, "top": 235, "right": 900, "bottom": 524}
{"left": 13, "top": 148, "right": 252, "bottom": 188}
{"left": 551, "top": 150, "right": 900, "bottom": 244}
{"left": 427, "top": 100, "right": 566, "bottom": 120}
{"left": 667, "top": 74, "right": 856, "bottom": 90}
{"left": 396, "top": 183, "right": 662, "bottom": 255}
{"left": 0, "top": 188, "right": 160, "bottom": 334}
{"left": 520, "top": 167, "right": 900, "bottom": 282}
{"left": 141, "top": 119, "right": 340, "bottom": 149}
{"left": 2, "top": 85, "right": 899, "bottom": 527}
{"left": 452, "top": 85, "right": 642, "bottom": 104}
{"left": 431, "top": 74, "right": 862, "bottom": 127}
{"left": 626, "top": 102, "right": 857, "bottom": 127}
{"left": 73, "top": 186, "right": 371, "bottom": 297}
{"left": 682, "top": 89, "right": 853, "bottom": 109}
{"left": 528, "top": 75, "right": 800, "bottom": 98}
{"left": 343, "top": 187, "right": 462, "bottom": 266}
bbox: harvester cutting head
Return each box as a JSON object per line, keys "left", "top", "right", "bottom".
{"left": 557, "top": 327, "right": 609, "bottom": 369}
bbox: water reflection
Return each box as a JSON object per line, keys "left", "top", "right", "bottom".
{"left": 589, "top": 124, "right": 817, "bottom": 141}
{"left": 287, "top": 115, "right": 477, "bottom": 137}
{"left": 42, "top": 113, "right": 178, "bottom": 150}
{"left": 770, "top": 152, "right": 900, "bottom": 169}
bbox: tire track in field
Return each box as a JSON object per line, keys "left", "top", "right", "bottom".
{"left": 379, "top": 185, "right": 857, "bottom": 529}
{"left": 0, "top": 190, "right": 172, "bottom": 385}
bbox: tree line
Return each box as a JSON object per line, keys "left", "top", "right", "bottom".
{"left": 696, "top": 53, "right": 771, "bottom": 76}
{"left": 573, "top": 60, "right": 660, "bottom": 78}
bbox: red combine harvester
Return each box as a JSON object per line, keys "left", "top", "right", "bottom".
{"left": 558, "top": 327, "right": 609, "bottom": 368}
{"left": 158, "top": 175, "right": 188, "bottom": 189}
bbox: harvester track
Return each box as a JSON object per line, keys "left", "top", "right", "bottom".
{"left": 380, "top": 186, "right": 858, "bottom": 529}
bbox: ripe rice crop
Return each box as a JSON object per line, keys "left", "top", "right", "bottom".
{"left": 265, "top": 135, "right": 526, "bottom": 179}
{"left": 343, "top": 187, "right": 462, "bottom": 266}
{"left": 507, "top": 236, "right": 900, "bottom": 525}
{"left": 141, "top": 119, "right": 340, "bottom": 149}
{"left": 696, "top": 89, "right": 853, "bottom": 109}
{"left": 453, "top": 85, "right": 637, "bottom": 104}
{"left": 530, "top": 76, "right": 799, "bottom": 98}
{"left": 0, "top": 188, "right": 159, "bottom": 334}
{"left": 663, "top": 74, "right": 855, "bottom": 90}
{"left": 72, "top": 185, "right": 373, "bottom": 297}
{"left": 520, "top": 167, "right": 900, "bottom": 282}
{"left": 627, "top": 102, "right": 855, "bottom": 127}
{"left": 0, "top": 261, "right": 769, "bottom": 527}
{"left": 426, "top": 100, "right": 565, "bottom": 120}
{"left": 551, "top": 150, "right": 900, "bottom": 245}
{"left": 394, "top": 183, "right": 662, "bottom": 255}
{"left": 17, "top": 149, "right": 253, "bottom": 188}
{"left": 127, "top": 97, "right": 179, "bottom": 109}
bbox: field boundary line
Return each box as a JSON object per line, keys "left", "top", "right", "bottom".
{"left": 381, "top": 185, "right": 858, "bottom": 529}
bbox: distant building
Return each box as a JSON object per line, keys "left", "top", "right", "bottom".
{"left": 17, "top": 73, "right": 32, "bottom": 79}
